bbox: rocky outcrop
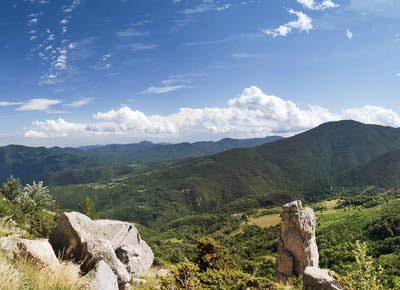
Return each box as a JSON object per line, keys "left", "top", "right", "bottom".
{"left": 276, "top": 200, "right": 319, "bottom": 281}
{"left": 303, "top": 267, "right": 343, "bottom": 290}
{"left": 50, "top": 212, "right": 154, "bottom": 289}
{"left": 1, "top": 237, "right": 60, "bottom": 269}
{"left": 88, "top": 260, "right": 119, "bottom": 290}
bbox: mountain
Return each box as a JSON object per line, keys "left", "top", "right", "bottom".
{"left": 138, "top": 120, "right": 400, "bottom": 204}
{"left": 51, "top": 120, "right": 400, "bottom": 224}
{"left": 0, "top": 136, "right": 283, "bottom": 184}
{"left": 333, "top": 148, "right": 400, "bottom": 187}
{"left": 0, "top": 145, "right": 108, "bottom": 183}
{"left": 77, "top": 136, "right": 284, "bottom": 163}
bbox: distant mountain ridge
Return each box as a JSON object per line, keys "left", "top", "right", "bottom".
{"left": 0, "top": 136, "right": 283, "bottom": 184}
{"left": 76, "top": 136, "right": 284, "bottom": 162}
{"left": 51, "top": 120, "right": 400, "bottom": 224}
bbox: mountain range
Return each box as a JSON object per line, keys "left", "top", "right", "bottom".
{"left": 49, "top": 120, "right": 400, "bottom": 225}
{"left": 0, "top": 136, "right": 282, "bottom": 184}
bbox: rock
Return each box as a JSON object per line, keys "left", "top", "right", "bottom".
{"left": 120, "top": 283, "right": 132, "bottom": 290}
{"left": 88, "top": 260, "right": 119, "bottom": 290}
{"left": 50, "top": 212, "right": 153, "bottom": 286}
{"left": 276, "top": 200, "right": 319, "bottom": 281}
{"left": 156, "top": 268, "right": 171, "bottom": 278}
{"left": 1, "top": 237, "right": 59, "bottom": 269}
{"left": 303, "top": 267, "right": 343, "bottom": 290}
{"left": 132, "top": 278, "right": 147, "bottom": 285}
{"left": 116, "top": 243, "right": 153, "bottom": 277}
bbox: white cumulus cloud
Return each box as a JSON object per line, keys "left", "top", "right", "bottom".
{"left": 24, "top": 86, "right": 400, "bottom": 140}
{"left": 262, "top": 9, "right": 313, "bottom": 37}
{"left": 25, "top": 118, "right": 88, "bottom": 138}
{"left": 342, "top": 105, "right": 400, "bottom": 127}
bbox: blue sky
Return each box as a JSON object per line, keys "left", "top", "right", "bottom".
{"left": 1, "top": 0, "right": 400, "bottom": 146}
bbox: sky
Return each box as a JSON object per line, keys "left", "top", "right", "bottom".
{"left": 1, "top": 0, "right": 400, "bottom": 146}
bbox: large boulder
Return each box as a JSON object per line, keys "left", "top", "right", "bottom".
{"left": 276, "top": 200, "right": 319, "bottom": 281}
{"left": 303, "top": 267, "right": 343, "bottom": 290}
{"left": 50, "top": 212, "right": 154, "bottom": 287}
{"left": 88, "top": 260, "right": 119, "bottom": 290}
{"left": 1, "top": 237, "right": 59, "bottom": 269}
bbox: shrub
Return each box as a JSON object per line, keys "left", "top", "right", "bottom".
{"left": 199, "top": 269, "right": 270, "bottom": 290}
{"left": 0, "top": 176, "right": 22, "bottom": 201}
{"left": 160, "top": 259, "right": 201, "bottom": 290}
{"left": 15, "top": 182, "right": 55, "bottom": 213}
{"left": 195, "top": 237, "right": 235, "bottom": 272}
{"left": 79, "top": 197, "right": 97, "bottom": 219}
{"left": 342, "top": 241, "right": 384, "bottom": 290}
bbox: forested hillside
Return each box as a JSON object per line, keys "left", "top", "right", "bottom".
{"left": 333, "top": 148, "right": 400, "bottom": 187}
{"left": 51, "top": 120, "right": 400, "bottom": 226}
{"left": 0, "top": 136, "right": 280, "bottom": 185}
{"left": 79, "top": 136, "right": 283, "bottom": 163}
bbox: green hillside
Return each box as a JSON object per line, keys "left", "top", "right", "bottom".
{"left": 333, "top": 148, "right": 400, "bottom": 187}
{"left": 138, "top": 187, "right": 400, "bottom": 288}
{"left": 0, "top": 136, "right": 281, "bottom": 185}
{"left": 51, "top": 120, "right": 400, "bottom": 226}
{"left": 81, "top": 136, "right": 283, "bottom": 163}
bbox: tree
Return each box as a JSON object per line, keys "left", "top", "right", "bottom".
{"left": 195, "top": 237, "right": 234, "bottom": 272}
{"left": 79, "top": 197, "right": 98, "bottom": 219}
{"left": 15, "top": 181, "right": 54, "bottom": 213}
{"left": 0, "top": 176, "right": 22, "bottom": 201}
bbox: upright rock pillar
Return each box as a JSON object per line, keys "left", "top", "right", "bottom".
{"left": 275, "top": 200, "right": 319, "bottom": 282}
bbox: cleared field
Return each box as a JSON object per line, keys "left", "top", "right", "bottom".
{"left": 249, "top": 213, "right": 281, "bottom": 228}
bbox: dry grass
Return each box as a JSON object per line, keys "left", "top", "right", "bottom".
{"left": 0, "top": 217, "right": 26, "bottom": 237}
{"left": 249, "top": 213, "right": 281, "bottom": 228}
{"left": 0, "top": 253, "right": 89, "bottom": 290}
{"left": 0, "top": 256, "right": 22, "bottom": 289}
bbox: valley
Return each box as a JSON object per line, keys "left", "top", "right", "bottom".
{"left": 1, "top": 120, "right": 400, "bottom": 288}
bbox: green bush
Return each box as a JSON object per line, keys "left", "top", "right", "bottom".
{"left": 195, "top": 237, "right": 235, "bottom": 272}
{"left": 79, "top": 197, "right": 98, "bottom": 219}
{"left": 0, "top": 177, "right": 57, "bottom": 238}
{"left": 342, "top": 241, "right": 384, "bottom": 290}
{"left": 160, "top": 259, "right": 201, "bottom": 290}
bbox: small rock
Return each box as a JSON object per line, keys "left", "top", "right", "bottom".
{"left": 1, "top": 237, "right": 59, "bottom": 269}
{"left": 303, "top": 267, "right": 343, "bottom": 290}
{"left": 156, "top": 268, "right": 171, "bottom": 278}
{"left": 132, "top": 278, "right": 147, "bottom": 285}
{"left": 88, "top": 260, "right": 119, "bottom": 290}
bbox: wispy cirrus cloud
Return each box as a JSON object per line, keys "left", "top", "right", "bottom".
{"left": 232, "top": 52, "right": 268, "bottom": 59}
{"left": 143, "top": 85, "right": 188, "bottom": 94}
{"left": 142, "top": 75, "right": 193, "bottom": 94}
{"left": 65, "top": 98, "right": 94, "bottom": 108}
{"left": 26, "top": 0, "right": 80, "bottom": 85}
{"left": 119, "top": 43, "right": 159, "bottom": 52}
{"left": 184, "top": 32, "right": 263, "bottom": 46}
{"left": 296, "top": 0, "right": 338, "bottom": 11}
{"left": 16, "top": 98, "right": 62, "bottom": 111}
{"left": 0, "top": 98, "right": 61, "bottom": 112}
{"left": 0, "top": 101, "right": 23, "bottom": 107}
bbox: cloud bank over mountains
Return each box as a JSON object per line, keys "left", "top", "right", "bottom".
{"left": 25, "top": 86, "right": 400, "bottom": 140}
